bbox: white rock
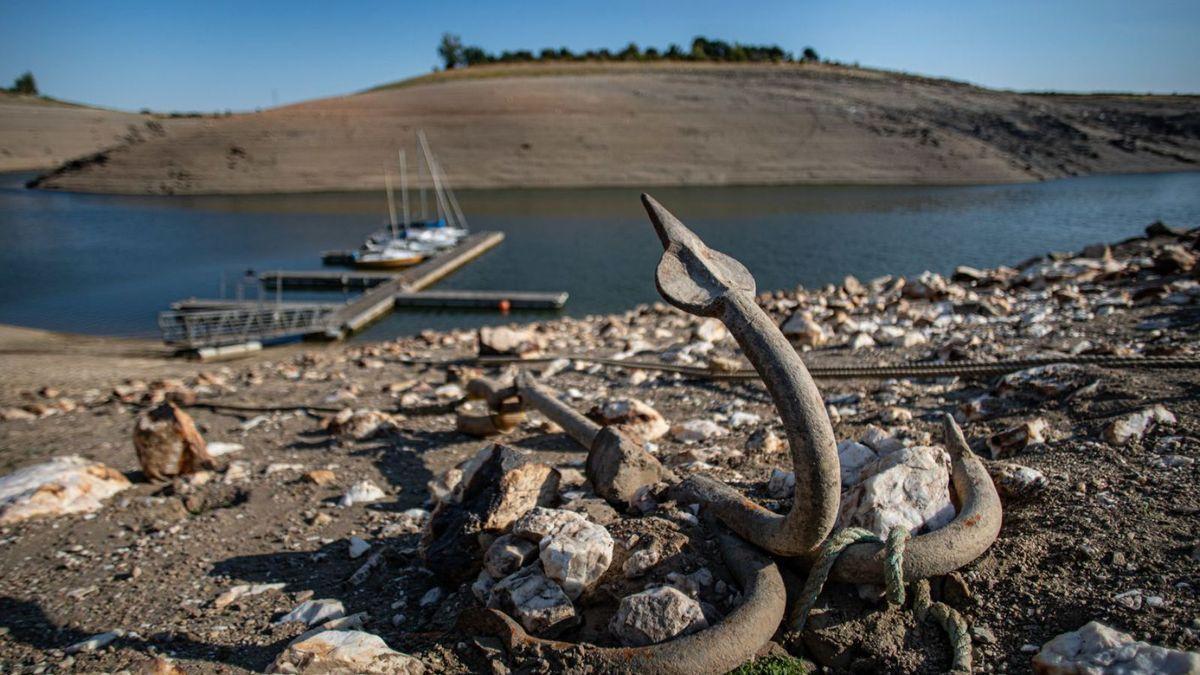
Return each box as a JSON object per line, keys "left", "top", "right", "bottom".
{"left": 419, "top": 587, "right": 444, "bottom": 606}
{"left": 485, "top": 534, "right": 539, "bottom": 579}
{"left": 766, "top": 468, "right": 795, "bottom": 499}
{"left": 622, "top": 547, "right": 661, "bottom": 578}
{"left": 1150, "top": 454, "right": 1194, "bottom": 469}
{"left": 837, "top": 440, "right": 878, "bottom": 487}
{"left": 0, "top": 456, "right": 131, "bottom": 524}
{"left": 880, "top": 407, "right": 913, "bottom": 424}
{"left": 728, "top": 411, "right": 761, "bottom": 429}
{"left": 781, "top": 313, "right": 827, "bottom": 347}
{"left": 348, "top": 536, "right": 371, "bottom": 559}
{"left": 609, "top": 586, "right": 708, "bottom": 647}
{"left": 206, "top": 442, "right": 244, "bottom": 457}
{"left": 471, "top": 571, "right": 496, "bottom": 603}
{"left": 1104, "top": 405, "right": 1176, "bottom": 445}
{"left": 214, "top": 582, "right": 286, "bottom": 609}
{"left": 339, "top": 480, "right": 385, "bottom": 507}
{"left": 539, "top": 517, "right": 614, "bottom": 600}
{"left": 693, "top": 318, "right": 728, "bottom": 343}
{"left": 267, "top": 630, "right": 425, "bottom": 674}
{"left": 838, "top": 445, "right": 955, "bottom": 537}
{"left": 849, "top": 332, "right": 876, "bottom": 350}
{"left": 986, "top": 462, "right": 1048, "bottom": 500}
{"left": 265, "top": 462, "right": 305, "bottom": 475}
{"left": 1033, "top": 621, "right": 1200, "bottom": 674}
{"left": 860, "top": 425, "right": 905, "bottom": 455}
{"left": 670, "top": 419, "right": 728, "bottom": 443}
{"left": 394, "top": 508, "right": 430, "bottom": 532}
{"left": 590, "top": 398, "right": 670, "bottom": 441}
{"left": 65, "top": 630, "right": 123, "bottom": 654}
{"left": 223, "top": 460, "right": 251, "bottom": 483}
{"left": 512, "top": 507, "right": 584, "bottom": 543}
{"left": 487, "top": 565, "right": 577, "bottom": 635}
{"left": 275, "top": 599, "right": 346, "bottom": 626}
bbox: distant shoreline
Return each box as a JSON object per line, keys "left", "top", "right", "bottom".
{"left": 5, "top": 63, "right": 1199, "bottom": 195}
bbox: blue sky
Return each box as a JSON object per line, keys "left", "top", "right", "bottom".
{"left": 2, "top": 0, "right": 1197, "bottom": 112}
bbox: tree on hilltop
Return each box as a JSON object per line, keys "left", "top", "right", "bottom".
{"left": 438, "top": 33, "right": 464, "bottom": 69}
{"left": 10, "top": 71, "right": 38, "bottom": 95}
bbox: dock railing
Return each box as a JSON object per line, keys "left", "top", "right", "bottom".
{"left": 158, "top": 305, "right": 336, "bottom": 348}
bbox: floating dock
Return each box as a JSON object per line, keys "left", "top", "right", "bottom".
{"left": 393, "top": 290, "right": 567, "bottom": 310}
{"left": 160, "top": 230, "right": 567, "bottom": 351}
{"left": 258, "top": 270, "right": 396, "bottom": 290}
{"left": 325, "top": 231, "right": 506, "bottom": 336}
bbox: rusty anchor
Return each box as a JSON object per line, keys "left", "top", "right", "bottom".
{"left": 461, "top": 194, "right": 1002, "bottom": 671}
{"left": 643, "top": 193, "right": 841, "bottom": 557}
{"left": 643, "top": 194, "right": 1001, "bottom": 576}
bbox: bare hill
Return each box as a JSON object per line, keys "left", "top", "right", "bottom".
{"left": 24, "top": 63, "right": 1200, "bottom": 194}
{"left": 0, "top": 93, "right": 164, "bottom": 172}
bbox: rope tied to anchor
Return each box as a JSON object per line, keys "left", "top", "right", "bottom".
{"left": 790, "top": 526, "right": 973, "bottom": 672}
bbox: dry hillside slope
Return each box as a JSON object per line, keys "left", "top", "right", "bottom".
{"left": 25, "top": 63, "right": 1200, "bottom": 194}
{"left": 0, "top": 93, "right": 170, "bottom": 172}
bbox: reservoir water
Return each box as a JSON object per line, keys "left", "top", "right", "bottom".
{"left": 1, "top": 171, "right": 1197, "bottom": 342}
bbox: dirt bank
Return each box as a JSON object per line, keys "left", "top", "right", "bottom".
{"left": 0, "top": 93, "right": 170, "bottom": 172}
{"left": 25, "top": 63, "right": 1200, "bottom": 194}
{"left": 0, "top": 220, "right": 1197, "bottom": 673}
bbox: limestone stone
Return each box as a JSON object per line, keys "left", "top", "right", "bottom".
{"left": 746, "top": 428, "right": 784, "bottom": 455}
{"left": 1032, "top": 621, "right": 1200, "bottom": 674}
{"left": 538, "top": 515, "right": 615, "bottom": 599}
{"left": 323, "top": 409, "right": 399, "bottom": 440}
{"left": 267, "top": 630, "right": 425, "bottom": 674}
{"left": 588, "top": 398, "right": 669, "bottom": 442}
{"left": 0, "top": 456, "right": 131, "bottom": 524}
{"left": 487, "top": 565, "right": 577, "bottom": 636}
{"left": 512, "top": 507, "right": 584, "bottom": 543}
{"left": 670, "top": 419, "right": 728, "bottom": 443}
{"left": 421, "top": 444, "right": 559, "bottom": 582}
{"left": 478, "top": 326, "right": 544, "bottom": 358}
{"left": 1104, "top": 405, "right": 1176, "bottom": 445}
{"left": 66, "top": 630, "right": 123, "bottom": 654}
{"left": 214, "top": 582, "right": 286, "bottom": 610}
{"left": 838, "top": 445, "right": 955, "bottom": 537}
{"left": 860, "top": 425, "right": 904, "bottom": 456}
{"left": 348, "top": 536, "right": 371, "bottom": 559}
{"left": 275, "top": 599, "right": 346, "bottom": 626}
{"left": 987, "top": 418, "right": 1048, "bottom": 458}
{"left": 609, "top": 586, "right": 708, "bottom": 647}
{"left": 693, "top": 318, "right": 728, "bottom": 343}
{"left": 986, "top": 462, "right": 1048, "bottom": 501}
{"left": 339, "top": 480, "right": 386, "bottom": 507}
{"left": 767, "top": 468, "right": 796, "bottom": 499}
{"left": 134, "top": 402, "right": 215, "bottom": 481}
{"left": 781, "top": 312, "right": 828, "bottom": 347}
{"left": 837, "top": 440, "right": 878, "bottom": 488}
{"left": 586, "top": 427, "right": 669, "bottom": 508}
{"left": 484, "top": 534, "right": 539, "bottom": 579}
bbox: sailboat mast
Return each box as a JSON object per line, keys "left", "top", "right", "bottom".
{"left": 428, "top": 153, "right": 468, "bottom": 231}
{"left": 417, "top": 130, "right": 454, "bottom": 228}
{"left": 398, "top": 149, "right": 410, "bottom": 229}
{"left": 384, "top": 166, "right": 398, "bottom": 239}
{"left": 417, "top": 141, "right": 428, "bottom": 222}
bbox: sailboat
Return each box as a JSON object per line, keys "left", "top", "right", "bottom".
{"left": 352, "top": 167, "right": 428, "bottom": 269}
{"left": 358, "top": 132, "right": 469, "bottom": 255}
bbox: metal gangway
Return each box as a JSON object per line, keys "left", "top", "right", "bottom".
{"left": 158, "top": 303, "right": 336, "bottom": 349}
